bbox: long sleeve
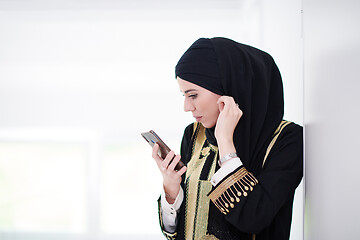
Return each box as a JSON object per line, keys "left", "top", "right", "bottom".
{"left": 208, "top": 123, "right": 303, "bottom": 234}
{"left": 157, "top": 124, "right": 195, "bottom": 240}
{"left": 210, "top": 157, "right": 243, "bottom": 186}
{"left": 160, "top": 187, "right": 184, "bottom": 233}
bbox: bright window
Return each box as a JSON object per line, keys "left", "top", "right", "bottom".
{"left": 0, "top": 141, "right": 87, "bottom": 233}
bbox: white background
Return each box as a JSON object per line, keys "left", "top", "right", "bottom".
{"left": 303, "top": 0, "right": 360, "bottom": 239}
{"left": 0, "top": 0, "right": 303, "bottom": 239}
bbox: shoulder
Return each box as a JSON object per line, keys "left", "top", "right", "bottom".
{"left": 268, "top": 121, "right": 303, "bottom": 149}
{"left": 180, "top": 122, "right": 197, "bottom": 162}
{"left": 180, "top": 122, "right": 205, "bottom": 155}
{"left": 180, "top": 122, "right": 196, "bottom": 146}
{"left": 184, "top": 122, "right": 195, "bottom": 135}
{"left": 262, "top": 121, "right": 303, "bottom": 171}
{"left": 265, "top": 121, "right": 303, "bottom": 161}
{"left": 281, "top": 121, "right": 303, "bottom": 140}
{"left": 286, "top": 121, "right": 302, "bottom": 130}
{"left": 182, "top": 122, "right": 203, "bottom": 139}
{"left": 272, "top": 121, "right": 303, "bottom": 156}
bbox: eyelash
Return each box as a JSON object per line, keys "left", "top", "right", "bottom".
{"left": 188, "top": 94, "right": 198, "bottom": 99}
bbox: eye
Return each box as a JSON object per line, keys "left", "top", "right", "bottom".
{"left": 188, "top": 94, "right": 198, "bottom": 99}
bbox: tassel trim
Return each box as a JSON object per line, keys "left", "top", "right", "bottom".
{"left": 208, "top": 167, "right": 258, "bottom": 215}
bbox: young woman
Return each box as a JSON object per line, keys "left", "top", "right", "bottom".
{"left": 152, "top": 37, "right": 303, "bottom": 240}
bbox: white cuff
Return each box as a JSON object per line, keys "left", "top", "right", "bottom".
{"left": 160, "top": 187, "right": 184, "bottom": 233}
{"left": 210, "top": 157, "right": 242, "bottom": 186}
{"left": 161, "top": 187, "right": 183, "bottom": 213}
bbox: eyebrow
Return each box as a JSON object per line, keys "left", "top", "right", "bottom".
{"left": 184, "top": 89, "right": 197, "bottom": 94}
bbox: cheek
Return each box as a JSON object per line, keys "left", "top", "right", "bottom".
{"left": 209, "top": 99, "right": 220, "bottom": 121}
{"left": 206, "top": 102, "right": 220, "bottom": 123}
{"left": 211, "top": 106, "right": 220, "bottom": 119}
{"left": 204, "top": 108, "right": 219, "bottom": 128}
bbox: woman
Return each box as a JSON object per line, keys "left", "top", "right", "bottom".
{"left": 152, "top": 37, "right": 303, "bottom": 240}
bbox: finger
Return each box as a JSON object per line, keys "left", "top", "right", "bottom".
{"left": 217, "top": 95, "right": 234, "bottom": 103}
{"left": 152, "top": 144, "right": 161, "bottom": 161}
{"left": 162, "top": 150, "right": 175, "bottom": 169}
{"left": 168, "top": 154, "right": 181, "bottom": 170}
{"left": 176, "top": 165, "right": 187, "bottom": 176}
{"left": 238, "top": 108, "right": 243, "bottom": 118}
{"left": 218, "top": 96, "right": 241, "bottom": 114}
{"left": 152, "top": 144, "right": 164, "bottom": 167}
{"left": 217, "top": 96, "right": 235, "bottom": 108}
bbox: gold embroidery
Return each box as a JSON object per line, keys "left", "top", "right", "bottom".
{"left": 208, "top": 120, "right": 291, "bottom": 215}
{"left": 200, "top": 146, "right": 211, "bottom": 159}
{"left": 158, "top": 120, "right": 291, "bottom": 238}
{"left": 185, "top": 124, "right": 206, "bottom": 182}
{"left": 184, "top": 123, "right": 218, "bottom": 240}
{"left": 262, "top": 120, "right": 291, "bottom": 167}
{"left": 208, "top": 167, "right": 259, "bottom": 214}
{"left": 200, "top": 234, "right": 220, "bottom": 240}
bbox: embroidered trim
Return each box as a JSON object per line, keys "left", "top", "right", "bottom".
{"left": 208, "top": 167, "right": 258, "bottom": 215}
{"left": 184, "top": 122, "right": 218, "bottom": 239}
{"left": 262, "top": 120, "right": 291, "bottom": 167}
{"left": 208, "top": 120, "right": 292, "bottom": 216}
{"left": 200, "top": 234, "right": 220, "bottom": 240}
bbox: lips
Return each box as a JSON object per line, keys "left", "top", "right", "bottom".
{"left": 194, "top": 116, "right": 202, "bottom": 122}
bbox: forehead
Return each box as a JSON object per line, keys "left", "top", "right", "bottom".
{"left": 177, "top": 77, "right": 200, "bottom": 93}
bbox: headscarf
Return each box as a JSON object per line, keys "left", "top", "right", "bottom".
{"left": 175, "top": 37, "right": 284, "bottom": 173}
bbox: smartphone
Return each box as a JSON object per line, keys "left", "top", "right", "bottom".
{"left": 141, "top": 130, "right": 185, "bottom": 171}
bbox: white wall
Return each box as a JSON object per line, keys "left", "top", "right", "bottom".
{"left": 303, "top": 0, "right": 360, "bottom": 239}
{"left": 0, "top": 0, "right": 303, "bottom": 239}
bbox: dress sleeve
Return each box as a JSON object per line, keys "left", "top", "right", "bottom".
{"left": 157, "top": 198, "right": 178, "bottom": 240}
{"left": 207, "top": 123, "right": 303, "bottom": 234}
{"left": 210, "top": 157, "right": 243, "bottom": 186}
{"left": 158, "top": 187, "right": 184, "bottom": 239}
{"left": 157, "top": 123, "right": 195, "bottom": 239}
{"left": 160, "top": 187, "right": 184, "bottom": 233}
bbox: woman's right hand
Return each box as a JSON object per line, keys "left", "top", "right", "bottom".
{"left": 152, "top": 143, "right": 187, "bottom": 204}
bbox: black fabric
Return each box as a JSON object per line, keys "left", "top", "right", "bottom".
{"left": 175, "top": 38, "right": 224, "bottom": 96}
{"left": 168, "top": 37, "right": 303, "bottom": 240}
{"left": 175, "top": 37, "right": 284, "bottom": 175}
{"left": 176, "top": 122, "right": 303, "bottom": 240}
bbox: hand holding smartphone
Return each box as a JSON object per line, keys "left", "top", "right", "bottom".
{"left": 141, "top": 130, "right": 185, "bottom": 171}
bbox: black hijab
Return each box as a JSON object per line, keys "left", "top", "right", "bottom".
{"left": 175, "top": 37, "right": 284, "bottom": 173}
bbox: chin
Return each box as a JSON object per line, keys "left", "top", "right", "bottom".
{"left": 201, "top": 121, "right": 216, "bottom": 129}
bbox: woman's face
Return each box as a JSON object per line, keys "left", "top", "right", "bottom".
{"left": 177, "top": 77, "right": 221, "bottom": 128}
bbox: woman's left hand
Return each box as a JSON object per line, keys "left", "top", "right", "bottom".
{"left": 215, "top": 96, "right": 243, "bottom": 146}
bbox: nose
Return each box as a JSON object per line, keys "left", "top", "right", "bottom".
{"left": 184, "top": 98, "right": 195, "bottom": 112}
